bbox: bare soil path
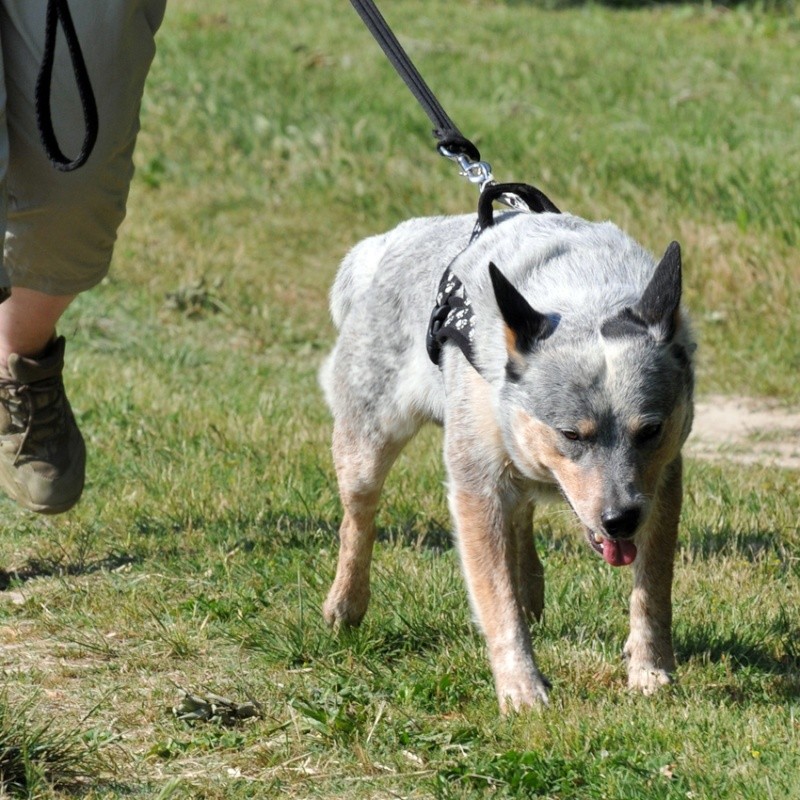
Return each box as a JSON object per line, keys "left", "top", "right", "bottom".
{"left": 690, "top": 395, "right": 800, "bottom": 470}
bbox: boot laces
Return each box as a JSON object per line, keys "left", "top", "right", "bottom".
{"left": 0, "top": 375, "right": 65, "bottom": 465}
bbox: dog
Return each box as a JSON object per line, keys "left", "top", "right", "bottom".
{"left": 319, "top": 207, "right": 695, "bottom": 712}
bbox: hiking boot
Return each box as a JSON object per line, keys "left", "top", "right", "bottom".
{"left": 0, "top": 337, "right": 85, "bottom": 513}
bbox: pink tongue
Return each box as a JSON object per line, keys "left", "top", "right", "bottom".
{"left": 602, "top": 538, "right": 637, "bottom": 567}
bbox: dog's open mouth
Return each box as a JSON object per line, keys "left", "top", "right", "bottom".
{"left": 586, "top": 529, "right": 637, "bottom": 567}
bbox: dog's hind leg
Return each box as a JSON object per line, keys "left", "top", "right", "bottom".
{"left": 323, "top": 425, "right": 411, "bottom": 628}
{"left": 624, "top": 456, "right": 682, "bottom": 694}
{"left": 510, "top": 498, "right": 544, "bottom": 623}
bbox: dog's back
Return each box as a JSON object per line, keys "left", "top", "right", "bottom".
{"left": 328, "top": 216, "right": 473, "bottom": 330}
{"left": 320, "top": 215, "right": 474, "bottom": 422}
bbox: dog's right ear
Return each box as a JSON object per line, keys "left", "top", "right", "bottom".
{"left": 489, "top": 262, "right": 554, "bottom": 364}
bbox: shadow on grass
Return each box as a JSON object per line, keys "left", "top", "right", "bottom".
{"left": 377, "top": 519, "right": 453, "bottom": 552}
{"left": 682, "top": 526, "right": 797, "bottom": 562}
{"left": 0, "top": 508, "right": 450, "bottom": 594}
{"left": 677, "top": 628, "right": 798, "bottom": 671}
{"left": 0, "top": 553, "right": 137, "bottom": 592}
{"left": 676, "top": 619, "right": 800, "bottom": 699}
{"left": 131, "top": 508, "right": 340, "bottom": 551}
{"left": 135, "top": 506, "right": 454, "bottom": 553}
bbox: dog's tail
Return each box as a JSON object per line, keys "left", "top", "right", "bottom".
{"left": 329, "top": 232, "right": 390, "bottom": 329}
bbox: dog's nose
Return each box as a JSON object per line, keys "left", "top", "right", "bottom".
{"left": 601, "top": 506, "right": 641, "bottom": 539}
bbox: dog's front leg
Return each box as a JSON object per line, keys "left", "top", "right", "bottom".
{"left": 450, "top": 484, "right": 550, "bottom": 712}
{"left": 625, "top": 456, "right": 682, "bottom": 693}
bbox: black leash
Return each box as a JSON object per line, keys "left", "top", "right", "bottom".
{"left": 35, "top": 0, "right": 98, "bottom": 172}
{"left": 349, "top": 0, "right": 481, "bottom": 164}
{"left": 349, "top": 0, "right": 560, "bottom": 217}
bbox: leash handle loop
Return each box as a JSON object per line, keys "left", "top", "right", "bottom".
{"left": 36, "top": 0, "right": 99, "bottom": 172}
{"left": 477, "top": 182, "right": 561, "bottom": 231}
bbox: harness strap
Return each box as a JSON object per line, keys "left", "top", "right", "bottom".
{"left": 36, "top": 0, "right": 98, "bottom": 172}
{"left": 426, "top": 267, "right": 479, "bottom": 371}
{"left": 477, "top": 182, "right": 561, "bottom": 229}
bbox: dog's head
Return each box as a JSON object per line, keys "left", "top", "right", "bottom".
{"left": 490, "top": 242, "right": 694, "bottom": 567}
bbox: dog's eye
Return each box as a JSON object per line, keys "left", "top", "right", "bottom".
{"left": 560, "top": 429, "right": 581, "bottom": 442}
{"left": 635, "top": 422, "right": 663, "bottom": 445}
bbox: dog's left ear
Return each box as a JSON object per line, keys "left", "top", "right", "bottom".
{"left": 636, "top": 241, "right": 682, "bottom": 342}
{"left": 489, "top": 262, "right": 554, "bottom": 361}
{"left": 603, "top": 241, "right": 683, "bottom": 343}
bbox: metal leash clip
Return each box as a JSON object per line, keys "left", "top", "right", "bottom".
{"left": 438, "top": 146, "right": 532, "bottom": 214}
{"left": 438, "top": 145, "right": 495, "bottom": 192}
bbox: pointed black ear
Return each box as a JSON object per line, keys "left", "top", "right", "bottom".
{"left": 489, "top": 262, "right": 553, "bottom": 357}
{"left": 634, "top": 241, "right": 682, "bottom": 341}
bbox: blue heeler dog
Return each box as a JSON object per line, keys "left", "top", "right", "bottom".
{"left": 320, "top": 209, "right": 695, "bottom": 712}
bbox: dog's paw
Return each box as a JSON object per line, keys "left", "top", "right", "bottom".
{"left": 623, "top": 633, "right": 675, "bottom": 695}
{"left": 496, "top": 670, "right": 551, "bottom": 713}
{"left": 322, "top": 589, "right": 369, "bottom": 629}
{"left": 627, "top": 664, "right": 674, "bottom": 695}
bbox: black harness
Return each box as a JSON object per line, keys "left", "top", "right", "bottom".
{"left": 426, "top": 184, "right": 561, "bottom": 374}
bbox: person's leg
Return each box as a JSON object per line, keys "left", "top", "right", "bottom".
{"left": 2, "top": 0, "right": 168, "bottom": 296}
{"left": 0, "top": 0, "right": 166, "bottom": 513}
{"left": 0, "top": 288, "right": 74, "bottom": 367}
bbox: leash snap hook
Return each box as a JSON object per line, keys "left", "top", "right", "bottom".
{"left": 438, "top": 145, "right": 495, "bottom": 191}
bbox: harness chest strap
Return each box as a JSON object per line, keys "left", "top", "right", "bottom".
{"left": 426, "top": 266, "right": 479, "bottom": 372}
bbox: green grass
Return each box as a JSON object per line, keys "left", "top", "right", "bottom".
{"left": 0, "top": 0, "right": 799, "bottom": 797}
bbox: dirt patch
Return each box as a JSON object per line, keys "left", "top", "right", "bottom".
{"left": 689, "top": 395, "right": 800, "bottom": 470}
